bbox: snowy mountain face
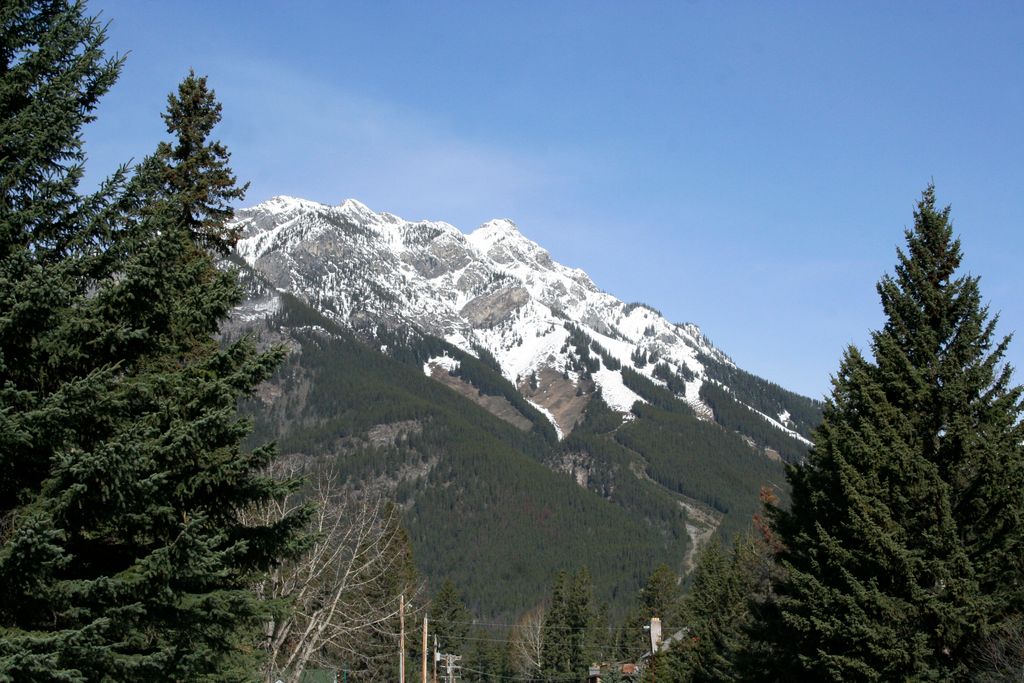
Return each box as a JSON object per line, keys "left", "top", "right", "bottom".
{"left": 232, "top": 196, "right": 808, "bottom": 443}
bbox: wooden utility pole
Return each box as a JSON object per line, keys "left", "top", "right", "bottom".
{"left": 422, "top": 616, "right": 428, "bottom": 683}
{"left": 432, "top": 636, "right": 438, "bottom": 683}
{"left": 399, "top": 594, "right": 405, "bottom": 683}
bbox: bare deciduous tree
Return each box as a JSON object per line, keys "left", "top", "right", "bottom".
{"left": 510, "top": 603, "right": 545, "bottom": 680}
{"left": 973, "top": 615, "right": 1024, "bottom": 683}
{"left": 246, "top": 461, "right": 420, "bottom": 683}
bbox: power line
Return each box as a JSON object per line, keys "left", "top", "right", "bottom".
{"left": 433, "top": 619, "right": 688, "bottom": 633}
{"left": 455, "top": 664, "right": 583, "bottom": 682}
{"left": 457, "top": 661, "right": 645, "bottom": 682}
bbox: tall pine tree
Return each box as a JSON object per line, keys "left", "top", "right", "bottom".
{"left": 431, "top": 580, "right": 472, "bottom": 656}
{"left": 0, "top": 3, "right": 303, "bottom": 680}
{"left": 541, "top": 569, "right": 601, "bottom": 682}
{"left": 756, "top": 186, "right": 1024, "bottom": 681}
{"left": 1, "top": 1, "right": 126, "bottom": 677}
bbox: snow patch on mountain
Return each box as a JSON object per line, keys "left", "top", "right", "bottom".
{"left": 234, "top": 294, "right": 280, "bottom": 322}
{"left": 424, "top": 355, "right": 460, "bottom": 377}
{"left": 593, "top": 367, "right": 645, "bottom": 413}
{"left": 526, "top": 399, "right": 564, "bottom": 440}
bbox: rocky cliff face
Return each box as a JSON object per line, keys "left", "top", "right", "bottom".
{"left": 231, "top": 195, "right": 810, "bottom": 443}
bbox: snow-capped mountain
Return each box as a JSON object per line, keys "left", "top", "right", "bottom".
{"left": 231, "top": 195, "right": 810, "bottom": 443}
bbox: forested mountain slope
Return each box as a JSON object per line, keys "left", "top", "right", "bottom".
{"left": 226, "top": 198, "right": 821, "bottom": 617}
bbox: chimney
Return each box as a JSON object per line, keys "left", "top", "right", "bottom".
{"left": 650, "top": 617, "right": 663, "bottom": 654}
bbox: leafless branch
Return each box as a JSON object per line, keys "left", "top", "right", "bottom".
{"left": 245, "top": 459, "right": 421, "bottom": 683}
{"left": 510, "top": 603, "right": 545, "bottom": 679}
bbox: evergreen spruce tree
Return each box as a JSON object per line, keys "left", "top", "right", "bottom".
{"left": 651, "top": 540, "right": 758, "bottom": 683}
{"left": 464, "top": 636, "right": 513, "bottom": 683}
{"left": 639, "top": 564, "right": 683, "bottom": 628}
{"left": 541, "top": 571, "right": 574, "bottom": 680}
{"left": 0, "top": 4, "right": 303, "bottom": 679}
{"left": 431, "top": 579, "right": 471, "bottom": 656}
{"left": 1, "top": 1, "right": 125, "bottom": 677}
{"left": 541, "top": 569, "right": 600, "bottom": 682}
{"left": 151, "top": 68, "right": 247, "bottom": 254}
{"left": 756, "top": 186, "right": 1024, "bottom": 681}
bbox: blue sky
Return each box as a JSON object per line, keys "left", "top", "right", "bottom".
{"left": 83, "top": 0, "right": 1022, "bottom": 399}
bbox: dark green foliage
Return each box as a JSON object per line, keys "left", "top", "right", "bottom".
{"left": 652, "top": 361, "right": 689, "bottom": 396}
{"left": 0, "top": 0, "right": 121, "bottom": 259}
{"left": 558, "top": 429, "right": 691, "bottom": 559}
{"left": 572, "top": 390, "right": 623, "bottom": 435}
{"left": 471, "top": 344, "right": 504, "bottom": 375}
{"left": 152, "top": 69, "right": 248, "bottom": 254}
{"left": 613, "top": 367, "right": 785, "bottom": 528}
{"left": 651, "top": 542, "right": 745, "bottom": 683}
{"left": 698, "top": 354, "right": 822, "bottom": 440}
{"left": 563, "top": 367, "right": 785, "bottom": 543}
{"left": 557, "top": 392, "right": 695, "bottom": 559}
{"left": 563, "top": 323, "right": 601, "bottom": 375}
{"left": 0, "top": 0, "right": 122, "bottom": 515}
{"left": 621, "top": 366, "right": 692, "bottom": 413}
{"left": 679, "top": 362, "right": 697, "bottom": 382}
{"left": 758, "top": 187, "right": 1024, "bottom": 681}
{"left": 431, "top": 580, "right": 472, "bottom": 654}
{"left": 616, "top": 403, "right": 783, "bottom": 529}
{"left": 638, "top": 564, "right": 683, "bottom": 627}
{"left": 541, "top": 569, "right": 603, "bottom": 681}
{"left": 462, "top": 630, "right": 514, "bottom": 683}
{"left": 650, "top": 518, "right": 782, "bottom": 683}
{"left": 0, "top": 8, "right": 300, "bottom": 677}
{"left": 590, "top": 340, "right": 622, "bottom": 370}
{"left": 698, "top": 381, "right": 810, "bottom": 464}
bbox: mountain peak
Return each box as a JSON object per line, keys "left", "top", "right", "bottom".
{"left": 338, "top": 197, "right": 374, "bottom": 217}
{"left": 258, "top": 195, "right": 327, "bottom": 215}
{"left": 475, "top": 217, "right": 520, "bottom": 235}
{"left": 466, "top": 218, "right": 552, "bottom": 266}
{"left": 467, "top": 217, "right": 524, "bottom": 247}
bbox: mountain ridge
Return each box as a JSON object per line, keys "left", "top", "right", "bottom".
{"left": 231, "top": 195, "right": 810, "bottom": 445}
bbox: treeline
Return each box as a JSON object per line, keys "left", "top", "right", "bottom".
{"left": 698, "top": 381, "right": 809, "bottom": 464}
{"left": 698, "top": 354, "right": 822, "bottom": 439}
{"left": 420, "top": 561, "right": 689, "bottom": 682}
